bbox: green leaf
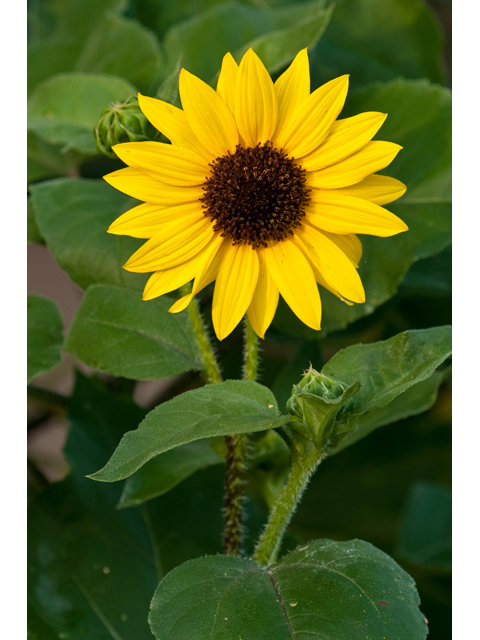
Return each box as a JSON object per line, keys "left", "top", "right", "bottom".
{"left": 29, "top": 372, "right": 251, "bottom": 637}
{"left": 232, "top": 1, "right": 333, "bottom": 76}
{"left": 28, "top": 0, "right": 127, "bottom": 44}
{"left": 27, "top": 130, "right": 73, "bottom": 183}
{"left": 30, "top": 178, "right": 147, "bottom": 291}
{"left": 28, "top": 39, "right": 83, "bottom": 95}
{"left": 27, "top": 198, "right": 44, "bottom": 244}
{"left": 340, "top": 367, "right": 450, "bottom": 453}
{"left": 310, "top": 0, "right": 445, "bottom": 90}
{"left": 90, "top": 380, "right": 289, "bottom": 482}
{"left": 395, "top": 480, "right": 452, "bottom": 570}
{"left": 161, "top": 0, "right": 331, "bottom": 83}
{"left": 400, "top": 245, "right": 452, "bottom": 297}
{"left": 28, "top": 476, "right": 159, "bottom": 639}
{"left": 28, "top": 372, "right": 157, "bottom": 639}
{"left": 27, "top": 295, "right": 64, "bottom": 384}
{"left": 146, "top": 465, "right": 228, "bottom": 570}
{"left": 118, "top": 440, "right": 224, "bottom": 508}
{"left": 65, "top": 284, "right": 203, "bottom": 380}
{"left": 28, "top": 0, "right": 162, "bottom": 97}
{"left": 128, "top": 0, "right": 238, "bottom": 39}
{"left": 155, "top": 57, "right": 183, "bottom": 106}
{"left": 274, "top": 79, "right": 451, "bottom": 337}
{"left": 27, "top": 73, "right": 137, "bottom": 155}
{"left": 74, "top": 13, "right": 164, "bottom": 93}
{"left": 321, "top": 326, "right": 452, "bottom": 454}
{"left": 149, "top": 539, "right": 428, "bottom": 639}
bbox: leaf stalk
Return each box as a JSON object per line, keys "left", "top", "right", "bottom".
{"left": 253, "top": 444, "right": 324, "bottom": 567}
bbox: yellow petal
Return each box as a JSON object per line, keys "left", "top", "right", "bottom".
{"left": 307, "top": 141, "right": 402, "bottom": 189}
{"left": 320, "top": 231, "right": 363, "bottom": 267}
{"left": 310, "top": 270, "right": 353, "bottom": 306}
{"left": 261, "top": 240, "right": 321, "bottom": 330}
{"left": 179, "top": 68, "right": 238, "bottom": 158}
{"left": 138, "top": 93, "right": 213, "bottom": 163}
{"left": 273, "top": 48, "right": 310, "bottom": 143}
{"left": 104, "top": 167, "right": 203, "bottom": 206}
{"left": 124, "top": 217, "right": 214, "bottom": 272}
{"left": 307, "top": 192, "right": 409, "bottom": 237}
{"left": 108, "top": 202, "right": 205, "bottom": 238}
{"left": 275, "top": 75, "right": 349, "bottom": 158}
{"left": 112, "top": 141, "right": 209, "bottom": 186}
{"left": 142, "top": 254, "right": 205, "bottom": 301}
{"left": 299, "top": 112, "right": 387, "bottom": 172}
{"left": 212, "top": 243, "right": 260, "bottom": 341}
{"left": 217, "top": 52, "right": 239, "bottom": 113}
{"left": 247, "top": 253, "right": 279, "bottom": 339}
{"left": 235, "top": 48, "right": 278, "bottom": 147}
{"left": 330, "top": 174, "right": 407, "bottom": 205}
{"left": 169, "top": 294, "right": 192, "bottom": 314}
{"left": 294, "top": 225, "right": 365, "bottom": 303}
{"left": 170, "top": 234, "right": 228, "bottom": 313}
{"left": 191, "top": 235, "right": 228, "bottom": 295}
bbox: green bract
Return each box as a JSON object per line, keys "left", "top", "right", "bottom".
{"left": 95, "top": 96, "right": 160, "bottom": 158}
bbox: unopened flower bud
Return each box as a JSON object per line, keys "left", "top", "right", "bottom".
{"left": 94, "top": 96, "right": 158, "bottom": 158}
{"left": 286, "top": 366, "right": 358, "bottom": 449}
{"left": 287, "top": 366, "right": 347, "bottom": 418}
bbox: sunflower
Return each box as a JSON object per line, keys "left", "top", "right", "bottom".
{"left": 104, "top": 48, "right": 407, "bottom": 341}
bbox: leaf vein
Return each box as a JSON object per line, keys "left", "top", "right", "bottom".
{"left": 272, "top": 562, "right": 381, "bottom": 615}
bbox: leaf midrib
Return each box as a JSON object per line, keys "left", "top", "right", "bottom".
{"left": 82, "top": 317, "right": 202, "bottom": 369}
{"left": 207, "top": 559, "right": 386, "bottom": 639}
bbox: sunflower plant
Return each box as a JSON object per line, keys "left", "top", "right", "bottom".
{"left": 28, "top": 1, "right": 452, "bottom": 638}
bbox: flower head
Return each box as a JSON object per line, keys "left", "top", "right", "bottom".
{"left": 105, "top": 48, "right": 407, "bottom": 340}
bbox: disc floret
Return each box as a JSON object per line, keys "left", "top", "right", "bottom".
{"left": 201, "top": 143, "right": 310, "bottom": 248}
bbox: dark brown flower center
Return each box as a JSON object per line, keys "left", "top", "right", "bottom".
{"left": 200, "top": 143, "right": 310, "bottom": 248}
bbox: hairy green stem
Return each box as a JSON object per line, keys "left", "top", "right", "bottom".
{"left": 223, "top": 432, "right": 248, "bottom": 555}
{"left": 178, "top": 285, "right": 254, "bottom": 555}
{"left": 244, "top": 316, "right": 259, "bottom": 382}
{"left": 253, "top": 446, "right": 323, "bottom": 567}
{"left": 180, "top": 284, "right": 222, "bottom": 385}
{"left": 223, "top": 317, "right": 259, "bottom": 555}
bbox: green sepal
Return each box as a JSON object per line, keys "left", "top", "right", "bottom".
{"left": 288, "top": 380, "right": 361, "bottom": 449}
{"left": 94, "top": 95, "right": 160, "bottom": 158}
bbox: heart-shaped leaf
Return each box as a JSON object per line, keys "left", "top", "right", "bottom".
{"left": 149, "top": 538, "right": 428, "bottom": 639}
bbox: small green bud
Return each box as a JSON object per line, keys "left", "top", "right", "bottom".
{"left": 286, "top": 366, "right": 359, "bottom": 450}
{"left": 94, "top": 96, "right": 158, "bottom": 158}
{"left": 286, "top": 366, "right": 347, "bottom": 418}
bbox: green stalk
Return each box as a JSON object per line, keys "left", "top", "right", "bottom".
{"left": 253, "top": 446, "right": 323, "bottom": 567}
{"left": 223, "top": 317, "right": 259, "bottom": 556}
{"left": 223, "top": 431, "right": 248, "bottom": 555}
{"left": 180, "top": 284, "right": 221, "bottom": 385}
{"left": 243, "top": 316, "right": 259, "bottom": 382}
{"left": 178, "top": 287, "right": 256, "bottom": 556}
